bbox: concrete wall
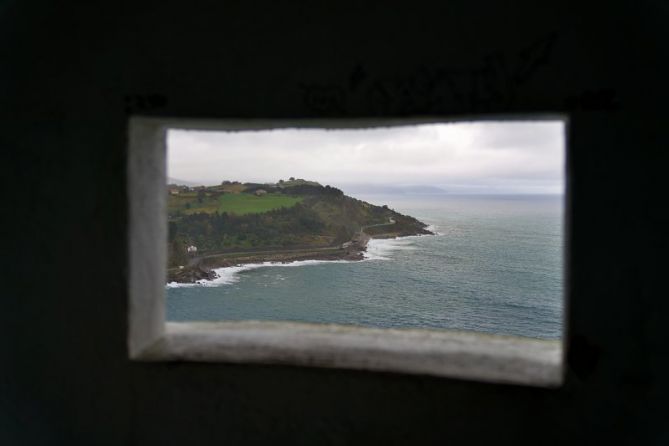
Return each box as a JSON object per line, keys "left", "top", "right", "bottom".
{"left": 2, "top": 0, "right": 667, "bottom": 443}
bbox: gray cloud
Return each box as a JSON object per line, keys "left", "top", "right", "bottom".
{"left": 167, "top": 121, "right": 565, "bottom": 194}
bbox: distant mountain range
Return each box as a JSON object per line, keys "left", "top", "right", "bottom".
{"left": 340, "top": 184, "right": 448, "bottom": 195}
{"left": 168, "top": 178, "right": 207, "bottom": 187}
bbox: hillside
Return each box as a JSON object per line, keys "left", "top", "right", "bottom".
{"left": 167, "top": 180, "right": 433, "bottom": 282}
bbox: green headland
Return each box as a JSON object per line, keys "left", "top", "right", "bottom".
{"left": 167, "top": 178, "right": 432, "bottom": 283}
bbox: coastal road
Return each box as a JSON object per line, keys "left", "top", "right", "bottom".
{"left": 186, "top": 245, "right": 346, "bottom": 268}
{"left": 184, "top": 218, "right": 396, "bottom": 268}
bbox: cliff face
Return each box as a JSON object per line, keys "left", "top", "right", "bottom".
{"left": 304, "top": 191, "right": 432, "bottom": 241}
{"left": 167, "top": 182, "right": 432, "bottom": 270}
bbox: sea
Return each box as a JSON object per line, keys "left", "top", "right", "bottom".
{"left": 166, "top": 194, "right": 564, "bottom": 339}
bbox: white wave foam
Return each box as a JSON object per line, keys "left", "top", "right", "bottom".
{"left": 365, "top": 237, "right": 417, "bottom": 260}
{"left": 167, "top": 231, "right": 441, "bottom": 289}
{"left": 167, "top": 258, "right": 357, "bottom": 289}
{"left": 166, "top": 281, "right": 196, "bottom": 289}
{"left": 365, "top": 228, "right": 442, "bottom": 260}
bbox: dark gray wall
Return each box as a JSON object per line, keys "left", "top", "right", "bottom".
{"left": 2, "top": 0, "right": 667, "bottom": 444}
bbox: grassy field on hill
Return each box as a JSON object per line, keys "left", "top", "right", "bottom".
{"left": 168, "top": 191, "right": 302, "bottom": 216}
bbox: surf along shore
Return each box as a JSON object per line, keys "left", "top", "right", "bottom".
{"left": 167, "top": 224, "right": 433, "bottom": 285}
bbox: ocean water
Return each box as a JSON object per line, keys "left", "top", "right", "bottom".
{"left": 166, "top": 194, "right": 564, "bottom": 339}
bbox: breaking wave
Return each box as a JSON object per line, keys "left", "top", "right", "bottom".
{"left": 167, "top": 228, "right": 440, "bottom": 288}
{"left": 166, "top": 258, "right": 357, "bottom": 289}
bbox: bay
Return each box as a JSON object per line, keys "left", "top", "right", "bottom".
{"left": 166, "top": 194, "right": 564, "bottom": 339}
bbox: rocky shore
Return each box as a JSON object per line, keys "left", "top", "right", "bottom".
{"left": 167, "top": 228, "right": 433, "bottom": 284}
{"left": 167, "top": 233, "right": 370, "bottom": 284}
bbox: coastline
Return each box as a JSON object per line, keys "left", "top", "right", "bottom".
{"left": 167, "top": 227, "right": 434, "bottom": 285}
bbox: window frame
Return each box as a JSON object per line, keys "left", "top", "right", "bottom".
{"left": 128, "top": 115, "right": 568, "bottom": 387}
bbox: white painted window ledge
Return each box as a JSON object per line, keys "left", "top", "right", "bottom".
{"left": 134, "top": 321, "right": 563, "bottom": 387}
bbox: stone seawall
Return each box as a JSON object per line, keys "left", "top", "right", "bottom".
{"left": 166, "top": 226, "right": 431, "bottom": 284}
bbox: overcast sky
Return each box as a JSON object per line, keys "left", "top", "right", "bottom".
{"left": 167, "top": 121, "right": 565, "bottom": 194}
